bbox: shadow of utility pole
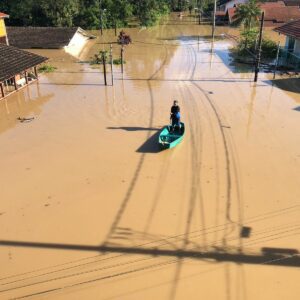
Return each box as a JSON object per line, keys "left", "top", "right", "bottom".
{"left": 0, "top": 240, "right": 299, "bottom": 268}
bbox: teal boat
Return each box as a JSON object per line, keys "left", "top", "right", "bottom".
{"left": 159, "top": 122, "right": 185, "bottom": 149}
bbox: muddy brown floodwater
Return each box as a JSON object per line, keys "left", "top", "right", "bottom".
{"left": 0, "top": 14, "right": 300, "bottom": 300}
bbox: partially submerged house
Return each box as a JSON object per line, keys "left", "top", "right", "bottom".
{"left": 7, "top": 27, "right": 95, "bottom": 57}
{"left": 0, "top": 43, "right": 47, "bottom": 99}
{"left": 0, "top": 12, "right": 48, "bottom": 99}
{"left": 273, "top": 19, "right": 300, "bottom": 70}
{"left": 275, "top": 18, "right": 300, "bottom": 54}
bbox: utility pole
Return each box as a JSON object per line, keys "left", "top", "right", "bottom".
{"left": 212, "top": 0, "right": 217, "bottom": 38}
{"left": 101, "top": 51, "right": 107, "bottom": 86}
{"left": 121, "top": 45, "right": 124, "bottom": 74}
{"left": 254, "top": 11, "right": 264, "bottom": 82}
{"left": 110, "top": 44, "right": 114, "bottom": 85}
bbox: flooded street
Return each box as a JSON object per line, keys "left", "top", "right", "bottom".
{"left": 0, "top": 15, "right": 300, "bottom": 300}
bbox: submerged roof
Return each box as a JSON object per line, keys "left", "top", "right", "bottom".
{"left": 274, "top": 18, "right": 300, "bottom": 38}
{"left": 7, "top": 27, "right": 95, "bottom": 49}
{"left": 0, "top": 43, "right": 47, "bottom": 82}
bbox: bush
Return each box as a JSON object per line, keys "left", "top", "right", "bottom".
{"left": 235, "top": 29, "right": 278, "bottom": 59}
{"left": 38, "top": 64, "right": 57, "bottom": 73}
{"left": 113, "top": 58, "right": 126, "bottom": 65}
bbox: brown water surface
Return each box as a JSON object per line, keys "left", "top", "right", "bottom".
{"left": 0, "top": 15, "right": 300, "bottom": 300}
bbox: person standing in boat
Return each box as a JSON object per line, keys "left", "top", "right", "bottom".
{"left": 170, "top": 100, "right": 181, "bottom": 129}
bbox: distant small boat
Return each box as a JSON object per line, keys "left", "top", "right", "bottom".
{"left": 159, "top": 122, "right": 185, "bottom": 149}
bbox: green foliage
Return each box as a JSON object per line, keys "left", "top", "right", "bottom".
{"left": 106, "top": 0, "right": 133, "bottom": 28}
{"left": 0, "top": 0, "right": 183, "bottom": 29}
{"left": 38, "top": 64, "right": 57, "bottom": 73}
{"left": 1, "top": 0, "right": 80, "bottom": 26}
{"left": 90, "top": 52, "right": 126, "bottom": 65}
{"left": 91, "top": 50, "right": 109, "bottom": 64}
{"left": 235, "top": 29, "right": 278, "bottom": 59}
{"left": 113, "top": 58, "right": 126, "bottom": 65}
{"left": 232, "top": 0, "right": 261, "bottom": 30}
{"left": 169, "top": 0, "right": 190, "bottom": 12}
{"left": 134, "top": 0, "right": 170, "bottom": 27}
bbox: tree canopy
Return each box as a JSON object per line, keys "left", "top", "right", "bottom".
{"left": 0, "top": 0, "right": 190, "bottom": 29}
{"left": 233, "top": 0, "right": 261, "bottom": 30}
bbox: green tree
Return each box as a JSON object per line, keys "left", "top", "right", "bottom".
{"left": 133, "top": 0, "right": 170, "bottom": 26}
{"left": 39, "top": 0, "right": 80, "bottom": 27}
{"left": 74, "top": 0, "right": 100, "bottom": 29}
{"left": 233, "top": 0, "right": 261, "bottom": 30}
{"left": 107, "top": 0, "right": 133, "bottom": 34}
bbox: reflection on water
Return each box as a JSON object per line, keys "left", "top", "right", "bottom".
{"left": 0, "top": 83, "right": 53, "bottom": 135}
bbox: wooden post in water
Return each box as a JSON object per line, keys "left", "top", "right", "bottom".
{"left": 254, "top": 11, "right": 265, "bottom": 82}
{"left": 13, "top": 76, "right": 18, "bottom": 90}
{"left": 121, "top": 46, "right": 124, "bottom": 74}
{"left": 0, "top": 82, "right": 4, "bottom": 98}
{"left": 110, "top": 44, "right": 114, "bottom": 85}
{"left": 102, "top": 51, "right": 107, "bottom": 86}
{"left": 34, "top": 66, "right": 38, "bottom": 78}
{"left": 25, "top": 70, "right": 28, "bottom": 84}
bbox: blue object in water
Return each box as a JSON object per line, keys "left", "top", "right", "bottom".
{"left": 158, "top": 122, "right": 185, "bottom": 150}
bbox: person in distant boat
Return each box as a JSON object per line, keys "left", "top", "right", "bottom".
{"left": 170, "top": 100, "right": 181, "bottom": 129}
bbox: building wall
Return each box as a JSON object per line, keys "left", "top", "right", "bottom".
{"left": 0, "top": 19, "right": 7, "bottom": 38}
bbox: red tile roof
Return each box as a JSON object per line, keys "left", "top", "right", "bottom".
{"left": 0, "top": 12, "right": 9, "bottom": 18}
{"left": 227, "top": 3, "right": 300, "bottom": 26}
{"left": 262, "top": 4, "right": 300, "bottom": 23}
{"left": 283, "top": 0, "right": 300, "bottom": 6}
{"left": 274, "top": 18, "right": 300, "bottom": 38}
{"left": 260, "top": 1, "right": 286, "bottom": 7}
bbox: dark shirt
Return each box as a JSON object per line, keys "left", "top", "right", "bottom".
{"left": 171, "top": 105, "right": 180, "bottom": 115}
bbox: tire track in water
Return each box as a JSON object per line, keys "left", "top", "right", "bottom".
{"left": 168, "top": 36, "right": 206, "bottom": 300}
{"left": 190, "top": 80, "right": 235, "bottom": 245}
{"left": 187, "top": 41, "right": 238, "bottom": 245}
{"left": 186, "top": 42, "right": 225, "bottom": 245}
